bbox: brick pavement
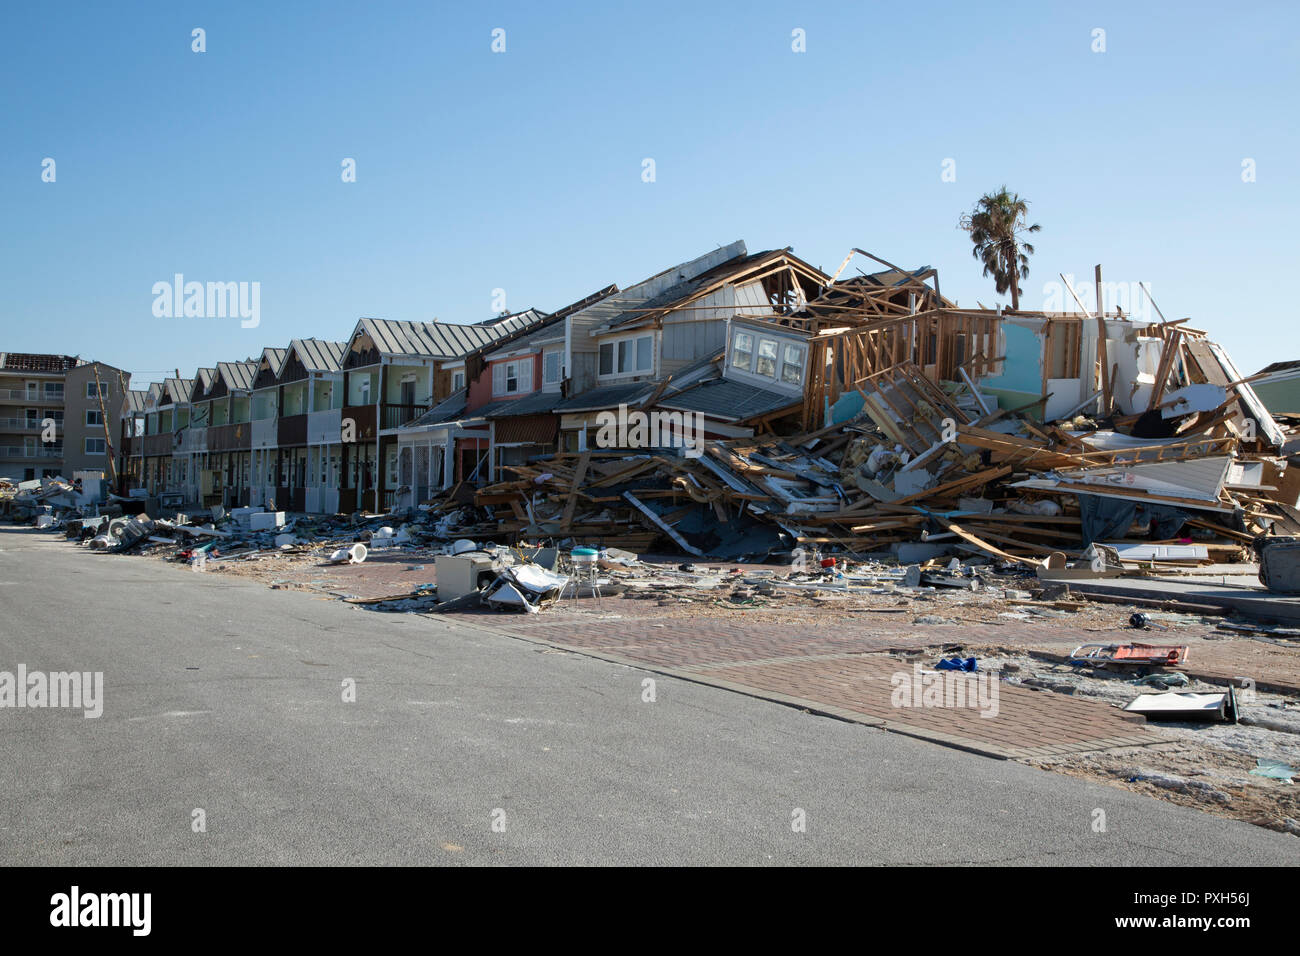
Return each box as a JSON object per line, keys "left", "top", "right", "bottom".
{"left": 442, "top": 606, "right": 1167, "bottom": 760}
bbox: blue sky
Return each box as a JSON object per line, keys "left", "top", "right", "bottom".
{"left": 2, "top": 1, "right": 1296, "bottom": 387}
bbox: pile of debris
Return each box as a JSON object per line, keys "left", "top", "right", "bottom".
{"left": 432, "top": 358, "right": 1300, "bottom": 586}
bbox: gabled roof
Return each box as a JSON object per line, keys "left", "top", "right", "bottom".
{"left": 351, "top": 309, "right": 551, "bottom": 362}
{"left": 193, "top": 368, "right": 217, "bottom": 396}
{"left": 163, "top": 377, "right": 191, "bottom": 405}
{"left": 290, "top": 338, "right": 346, "bottom": 373}
{"left": 481, "top": 285, "right": 620, "bottom": 359}
{"left": 122, "top": 390, "right": 148, "bottom": 416}
{"left": 216, "top": 361, "right": 258, "bottom": 392}
{"left": 601, "top": 248, "right": 828, "bottom": 332}
{"left": 261, "top": 347, "right": 289, "bottom": 377}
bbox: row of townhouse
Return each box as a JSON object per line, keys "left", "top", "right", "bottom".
{"left": 389, "top": 240, "right": 834, "bottom": 511}
{"left": 112, "top": 239, "right": 834, "bottom": 513}
{"left": 118, "top": 308, "right": 569, "bottom": 511}
{"left": 22, "top": 240, "right": 1282, "bottom": 514}
{"left": 117, "top": 238, "right": 982, "bottom": 514}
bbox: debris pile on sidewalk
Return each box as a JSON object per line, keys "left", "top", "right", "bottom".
{"left": 423, "top": 372, "right": 1300, "bottom": 582}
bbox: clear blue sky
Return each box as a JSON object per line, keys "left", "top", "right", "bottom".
{"left": 2, "top": 1, "right": 1296, "bottom": 387}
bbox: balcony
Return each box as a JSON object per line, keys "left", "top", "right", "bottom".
{"left": 277, "top": 413, "right": 307, "bottom": 447}
{"left": 0, "top": 417, "right": 43, "bottom": 431}
{"left": 381, "top": 403, "right": 430, "bottom": 430}
{"left": 340, "top": 405, "right": 377, "bottom": 442}
{"left": 0, "top": 445, "right": 63, "bottom": 460}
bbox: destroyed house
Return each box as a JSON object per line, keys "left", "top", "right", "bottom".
{"left": 555, "top": 241, "right": 830, "bottom": 455}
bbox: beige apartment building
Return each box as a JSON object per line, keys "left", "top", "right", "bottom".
{"left": 0, "top": 352, "right": 128, "bottom": 483}
{"left": 0, "top": 352, "right": 79, "bottom": 481}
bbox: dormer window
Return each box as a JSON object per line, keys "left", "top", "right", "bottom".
{"left": 598, "top": 333, "right": 654, "bottom": 378}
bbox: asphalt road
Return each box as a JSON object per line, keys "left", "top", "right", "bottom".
{"left": 0, "top": 526, "right": 1294, "bottom": 865}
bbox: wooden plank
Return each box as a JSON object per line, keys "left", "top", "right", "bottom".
{"left": 560, "top": 451, "right": 590, "bottom": 530}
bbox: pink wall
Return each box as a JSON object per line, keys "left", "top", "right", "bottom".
{"left": 467, "top": 353, "right": 542, "bottom": 412}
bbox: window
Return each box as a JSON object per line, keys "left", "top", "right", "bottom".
{"left": 543, "top": 351, "right": 561, "bottom": 385}
{"left": 756, "top": 339, "right": 778, "bottom": 378}
{"left": 86, "top": 382, "right": 107, "bottom": 399}
{"left": 44, "top": 382, "right": 63, "bottom": 399}
{"left": 782, "top": 344, "right": 806, "bottom": 386}
{"left": 732, "top": 333, "right": 754, "bottom": 371}
{"left": 86, "top": 410, "right": 103, "bottom": 427}
{"left": 598, "top": 334, "right": 654, "bottom": 377}
{"left": 451, "top": 370, "right": 466, "bottom": 392}
{"left": 85, "top": 437, "right": 106, "bottom": 455}
{"left": 492, "top": 359, "right": 532, "bottom": 396}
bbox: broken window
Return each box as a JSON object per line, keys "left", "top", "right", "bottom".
{"left": 782, "top": 344, "right": 805, "bottom": 386}
{"left": 732, "top": 332, "right": 754, "bottom": 371}
{"left": 756, "top": 339, "right": 778, "bottom": 378}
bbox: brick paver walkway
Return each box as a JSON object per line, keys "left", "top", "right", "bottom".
{"left": 441, "top": 609, "right": 1165, "bottom": 760}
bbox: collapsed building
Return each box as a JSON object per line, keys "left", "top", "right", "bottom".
{"left": 9, "top": 240, "right": 1300, "bottom": 595}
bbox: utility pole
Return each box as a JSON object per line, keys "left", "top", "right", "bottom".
{"left": 91, "top": 364, "right": 118, "bottom": 485}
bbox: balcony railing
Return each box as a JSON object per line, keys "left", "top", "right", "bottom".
{"left": 0, "top": 418, "right": 44, "bottom": 430}
{"left": 380, "top": 403, "right": 430, "bottom": 430}
{"left": 0, "top": 445, "right": 63, "bottom": 459}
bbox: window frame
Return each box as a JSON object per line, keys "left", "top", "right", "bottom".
{"left": 597, "top": 332, "right": 654, "bottom": 380}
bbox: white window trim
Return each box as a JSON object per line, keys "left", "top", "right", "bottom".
{"left": 597, "top": 332, "right": 655, "bottom": 381}
{"left": 86, "top": 409, "right": 103, "bottom": 426}
{"left": 492, "top": 359, "right": 533, "bottom": 397}
{"left": 727, "top": 328, "right": 807, "bottom": 392}
{"left": 542, "top": 350, "right": 562, "bottom": 385}
{"left": 85, "top": 437, "right": 107, "bottom": 455}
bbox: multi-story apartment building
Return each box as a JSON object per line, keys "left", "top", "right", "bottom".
{"left": 63, "top": 361, "right": 130, "bottom": 480}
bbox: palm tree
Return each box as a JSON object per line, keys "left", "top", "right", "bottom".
{"left": 961, "top": 187, "right": 1040, "bottom": 310}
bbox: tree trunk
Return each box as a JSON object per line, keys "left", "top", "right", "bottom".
{"left": 1008, "top": 241, "right": 1020, "bottom": 311}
